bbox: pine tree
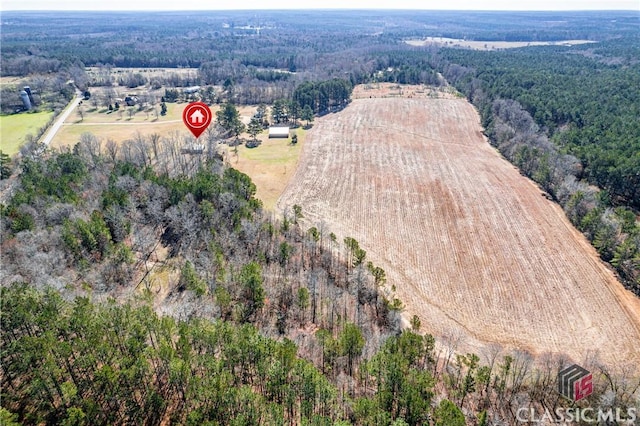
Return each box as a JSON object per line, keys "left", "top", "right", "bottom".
{"left": 0, "top": 151, "right": 12, "bottom": 179}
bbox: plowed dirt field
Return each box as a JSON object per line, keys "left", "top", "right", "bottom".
{"left": 277, "top": 85, "right": 640, "bottom": 366}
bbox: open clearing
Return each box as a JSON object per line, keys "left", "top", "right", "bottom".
{"left": 227, "top": 128, "right": 305, "bottom": 210}
{"left": 277, "top": 84, "right": 640, "bottom": 366}
{"left": 0, "top": 111, "right": 54, "bottom": 155}
{"left": 47, "top": 96, "right": 298, "bottom": 209}
{"left": 405, "top": 37, "right": 596, "bottom": 50}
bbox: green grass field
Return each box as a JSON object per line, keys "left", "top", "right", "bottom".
{"left": 229, "top": 127, "right": 306, "bottom": 210}
{"left": 0, "top": 111, "right": 54, "bottom": 156}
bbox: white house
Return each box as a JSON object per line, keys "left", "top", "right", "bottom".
{"left": 268, "top": 126, "right": 290, "bottom": 138}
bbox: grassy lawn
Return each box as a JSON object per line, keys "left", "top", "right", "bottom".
{"left": 51, "top": 121, "right": 188, "bottom": 148}
{"left": 228, "top": 127, "right": 306, "bottom": 210}
{"left": 0, "top": 111, "right": 54, "bottom": 156}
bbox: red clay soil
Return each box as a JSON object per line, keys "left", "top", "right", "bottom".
{"left": 277, "top": 86, "right": 640, "bottom": 367}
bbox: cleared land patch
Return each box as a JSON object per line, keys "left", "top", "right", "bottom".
{"left": 47, "top": 98, "right": 299, "bottom": 211}
{"left": 85, "top": 66, "right": 199, "bottom": 82}
{"left": 277, "top": 91, "right": 640, "bottom": 366}
{"left": 227, "top": 128, "right": 306, "bottom": 210}
{"left": 405, "top": 37, "right": 595, "bottom": 50}
{"left": 352, "top": 83, "right": 458, "bottom": 99}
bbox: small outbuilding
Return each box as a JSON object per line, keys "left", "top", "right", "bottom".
{"left": 124, "top": 96, "right": 137, "bottom": 106}
{"left": 181, "top": 144, "right": 205, "bottom": 154}
{"left": 268, "top": 126, "right": 290, "bottom": 138}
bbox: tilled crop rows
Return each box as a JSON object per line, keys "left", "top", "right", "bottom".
{"left": 277, "top": 95, "right": 640, "bottom": 365}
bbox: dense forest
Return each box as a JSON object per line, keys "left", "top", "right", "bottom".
{"left": 1, "top": 9, "right": 639, "bottom": 424}
{"left": 0, "top": 137, "right": 395, "bottom": 423}
{"left": 2, "top": 10, "right": 637, "bottom": 74}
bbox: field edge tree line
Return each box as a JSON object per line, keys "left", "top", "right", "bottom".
{"left": 431, "top": 43, "right": 640, "bottom": 294}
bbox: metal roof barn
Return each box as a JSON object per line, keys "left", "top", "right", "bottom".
{"left": 268, "top": 127, "right": 290, "bottom": 138}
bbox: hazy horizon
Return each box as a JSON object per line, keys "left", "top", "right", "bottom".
{"left": 2, "top": 0, "right": 639, "bottom": 11}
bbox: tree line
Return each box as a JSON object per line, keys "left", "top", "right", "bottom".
{"left": 435, "top": 39, "right": 640, "bottom": 209}
{"left": 292, "top": 79, "right": 353, "bottom": 115}
{"left": 2, "top": 284, "right": 638, "bottom": 425}
{"left": 1, "top": 283, "right": 341, "bottom": 425}
{"left": 433, "top": 39, "right": 640, "bottom": 293}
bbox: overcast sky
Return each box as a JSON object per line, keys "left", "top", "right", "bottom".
{"left": 1, "top": 0, "right": 639, "bottom": 11}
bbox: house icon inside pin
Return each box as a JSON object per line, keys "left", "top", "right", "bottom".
{"left": 190, "top": 109, "right": 205, "bottom": 124}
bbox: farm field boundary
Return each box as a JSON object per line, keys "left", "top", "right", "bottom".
{"left": 277, "top": 86, "right": 640, "bottom": 366}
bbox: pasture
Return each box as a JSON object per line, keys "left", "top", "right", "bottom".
{"left": 0, "top": 110, "right": 54, "bottom": 155}
{"left": 227, "top": 128, "right": 306, "bottom": 210}
{"left": 49, "top": 102, "right": 184, "bottom": 148}
{"left": 47, "top": 96, "right": 301, "bottom": 210}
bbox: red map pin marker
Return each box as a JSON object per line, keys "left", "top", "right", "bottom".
{"left": 182, "top": 101, "right": 212, "bottom": 139}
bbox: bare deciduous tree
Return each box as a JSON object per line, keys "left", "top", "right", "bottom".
{"left": 105, "top": 138, "right": 119, "bottom": 162}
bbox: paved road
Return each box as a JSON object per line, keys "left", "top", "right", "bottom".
{"left": 40, "top": 91, "right": 82, "bottom": 147}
